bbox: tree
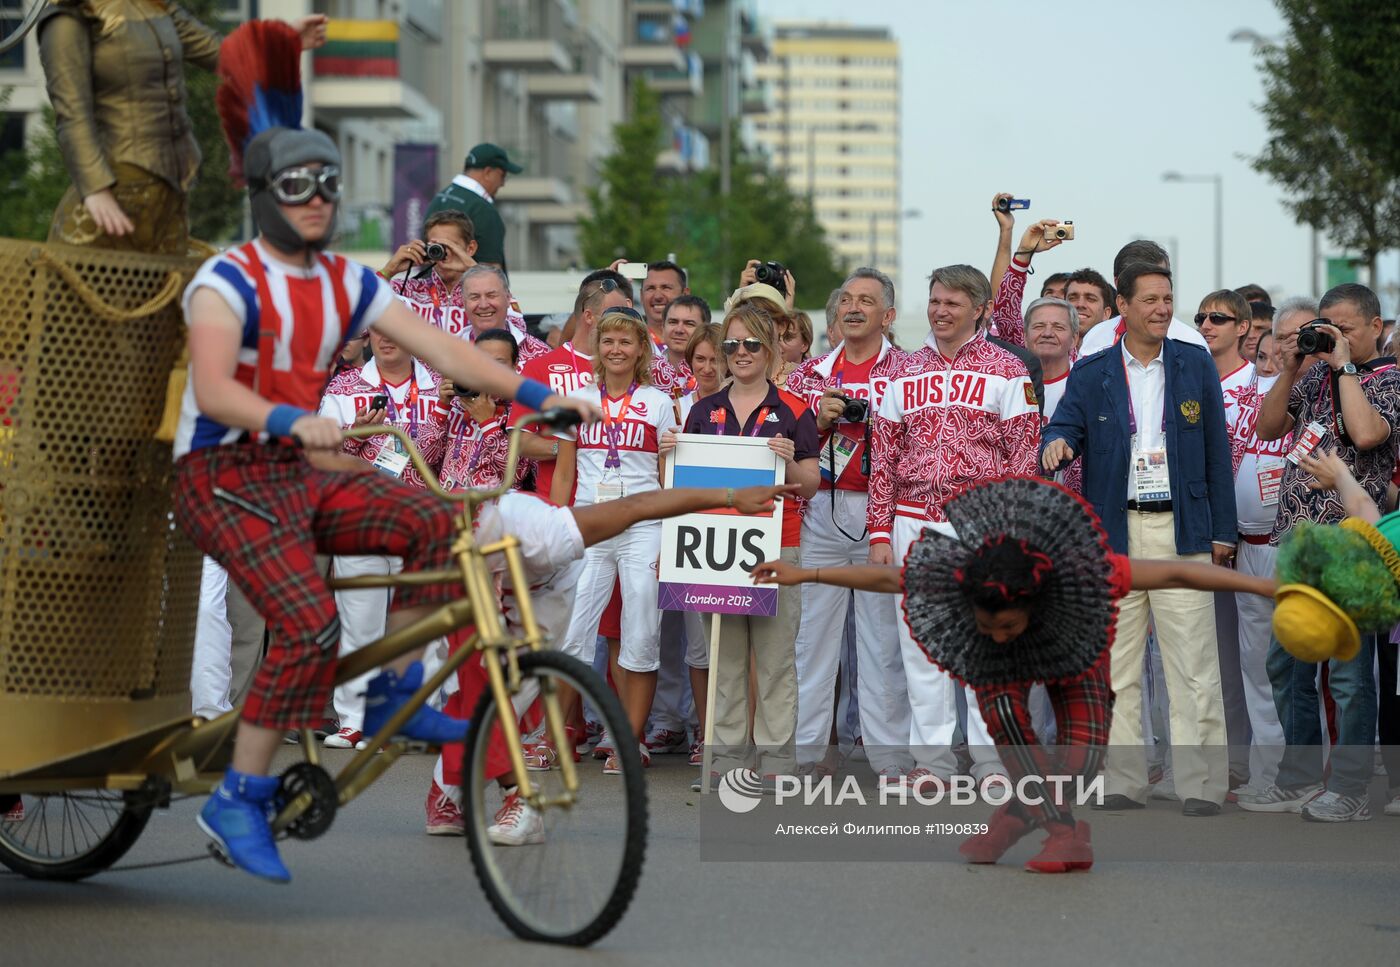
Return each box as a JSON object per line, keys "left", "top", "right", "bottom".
{"left": 580, "top": 91, "right": 847, "bottom": 311}
{"left": 0, "top": 0, "right": 244, "bottom": 244}
{"left": 577, "top": 80, "right": 672, "bottom": 266}
{"left": 1250, "top": 0, "right": 1400, "bottom": 280}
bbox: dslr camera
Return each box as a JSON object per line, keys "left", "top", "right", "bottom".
{"left": 423, "top": 241, "right": 448, "bottom": 262}
{"left": 754, "top": 260, "right": 788, "bottom": 296}
{"left": 1048, "top": 221, "right": 1075, "bottom": 240}
{"left": 1296, "top": 319, "right": 1337, "bottom": 356}
{"left": 836, "top": 394, "right": 869, "bottom": 423}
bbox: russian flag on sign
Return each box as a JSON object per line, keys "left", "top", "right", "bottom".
{"left": 671, "top": 462, "right": 776, "bottom": 516}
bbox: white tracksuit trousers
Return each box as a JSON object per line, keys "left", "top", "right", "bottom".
{"left": 794, "top": 489, "right": 911, "bottom": 772}
{"left": 893, "top": 514, "right": 1004, "bottom": 778}
{"left": 560, "top": 522, "right": 663, "bottom": 673}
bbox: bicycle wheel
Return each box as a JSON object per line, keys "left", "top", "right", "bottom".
{"left": 0, "top": 789, "right": 154, "bottom": 880}
{"left": 463, "top": 650, "right": 647, "bottom": 946}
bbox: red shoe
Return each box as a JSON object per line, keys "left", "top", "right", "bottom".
{"left": 958, "top": 803, "right": 1031, "bottom": 864}
{"left": 424, "top": 780, "right": 465, "bottom": 836}
{"left": 1024, "top": 820, "right": 1093, "bottom": 873}
{"left": 2, "top": 797, "right": 23, "bottom": 824}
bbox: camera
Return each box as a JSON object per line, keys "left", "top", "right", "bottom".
{"left": 1296, "top": 319, "right": 1337, "bottom": 356}
{"left": 370, "top": 394, "right": 388, "bottom": 411}
{"left": 424, "top": 241, "right": 448, "bottom": 262}
{"left": 455, "top": 384, "right": 482, "bottom": 400}
{"left": 1048, "top": 221, "right": 1075, "bottom": 240}
{"left": 838, "top": 394, "right": 869, "bottom": 423}
{"left": 995, "top": 197, "right": 1031, "bottom": 213}
{"left": 754, "top": 260, "right": 788, "bottom": 296}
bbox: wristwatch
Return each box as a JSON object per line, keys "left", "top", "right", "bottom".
{"left": 1336, "top": 362, "right": 1359, "bottom": 377}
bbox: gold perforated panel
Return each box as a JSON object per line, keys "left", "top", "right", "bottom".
{"left": 0, "top": 240, "right": 200, "bottom": 700}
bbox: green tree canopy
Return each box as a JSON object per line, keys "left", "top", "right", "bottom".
{"left": 581, "top": 83, "right": 847, "bottom": 314}
{"left": 1250, "top": 0, "right": 1400, "bottom": 279}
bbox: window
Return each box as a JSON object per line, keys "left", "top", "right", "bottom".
{"left": 0, "top": 0, "right": 28, "bottom": 69}
{"left": 0, "top": 112, "right": 24, "bottom": 156}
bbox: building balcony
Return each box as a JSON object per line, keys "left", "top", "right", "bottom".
{"left": 525, "top": 72, "right": 604, "bottom": 102}
{"left": 310, "top": 19, "right": 439, "bottom": 122}
{"left": 649, "top": 50, "right": 703, "bottom": 97}
{"left": 497, "top": 176, "right": 574, "bottom": 206}
{"left": 622, "top": 43, "right": 686, "bottom": 72}
{"left": 482, "top": 38, "right": 572, "bottom": 72}
{"left": 657, "top": 123, "right": 709, "bottom": 174}
{"left": 741, "top": 83, "right": 774, "bottom": 115}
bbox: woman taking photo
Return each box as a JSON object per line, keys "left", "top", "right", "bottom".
{"left": 557, "top": 308, "right": 679, "bottom": 774}
{"left": 664, "top": 301, "right": 820, "bottom": 788}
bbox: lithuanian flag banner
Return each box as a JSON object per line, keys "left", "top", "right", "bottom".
{"left": 313, "top": 20, "right": 399, "bottom": 78}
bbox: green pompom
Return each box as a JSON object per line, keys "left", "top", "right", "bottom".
{"left": 1277, "top": 523, "right": 1400, "bottom": 631}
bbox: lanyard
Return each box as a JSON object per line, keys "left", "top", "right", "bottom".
{"left": 565, "top": 342, "right": 591, "bottom": 380}
{"left": 450, "top": 405, "right": 500, "bottom": 471}
{"left": 428, "top": 284, "right": 444, "bottom": 329}
{"left": 743, "top": 406, "right": 772, "bottom": 437}
{"left": 380, "top": 377, "right": 419, "bottom": 441}
{"left": 1122, "top": 353, "right": 1165, "bottom": 438}
{"left": 1319, "top": 360, "right": 1394, "bottom": 441}
{"left": 602, "top": 382, "right": 638, "bottom": 469}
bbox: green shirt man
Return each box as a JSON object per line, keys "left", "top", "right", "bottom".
{"left": 426, "top": 143, "right": 522, "bottom": 272}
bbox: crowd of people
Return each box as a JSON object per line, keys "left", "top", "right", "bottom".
{"left": 186, "top": 169, "right": 1400, "bottom": 862}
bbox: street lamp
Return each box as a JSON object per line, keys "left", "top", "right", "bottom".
{"left": 1162, "top": 171, "right": 1223, "bottom": 290}
{"left": 869, "top": 208, "right": 921, "bottom": 268}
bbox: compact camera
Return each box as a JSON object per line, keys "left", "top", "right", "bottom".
{"left": 423, "top": 241, "right": 448, "bottom": 262}
{"left": 754, "top": 260, "right": 789, "bottom": 295}
{"left": 838, "top": 394, "right": 869, "bottom": 423}
{"left": 1048, "top": 221, "right": 1075, "bottom": 241}
{"left": 1296, "top": 319, "right": 1337, "bottom": 356}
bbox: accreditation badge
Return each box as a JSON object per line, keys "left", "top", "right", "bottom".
{"left": 1131, "top": 439, "right": 1171, "bottom": 503}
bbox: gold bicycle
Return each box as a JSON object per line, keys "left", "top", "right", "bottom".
{"left": 0, "top": 413, "right": 647, "bottom": 947}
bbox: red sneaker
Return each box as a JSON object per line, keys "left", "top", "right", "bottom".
{"left": 2, "top": 797, "right": 23, "bottom": 824}
{"left": 424, "top": 781, "right": 465, "bottom": 836}
{"left": 1024, "top": 820, "right": 1093, "bottom": 873}
{"left": 958, "top": 803, "right": 1031, "bottom": 864}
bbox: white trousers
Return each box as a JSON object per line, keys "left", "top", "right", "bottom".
{"left": 332, "top": 554, "right": 402, "bottom": 731}
{"left": 893, "top": 515, "right": 1003, "bottom": 778}
{"left": 794, "top": 489, "right": 911, "bottom": 772}
{"left": 192, "top": 556, "right": 235, "bottom": 719}
{"left": 1106, "top": 511, "right": 1228, "bottom": 803}
{"left": 560, "top": 522, "right": 662, "bottom": 673}
{"left": 1233, "top": 539, "right": 1285, "bottom": 785}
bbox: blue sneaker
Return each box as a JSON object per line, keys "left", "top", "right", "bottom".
{"left": 198, "top": 769, "right": 290, "bottom": 883}
{"left": 362, "top": 661, "right": 470, "bottom": 745}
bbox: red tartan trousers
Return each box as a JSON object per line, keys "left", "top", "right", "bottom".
{"left": 974, "top": 659, "right": 1114, "bottom": 827}
{"left": 174, "top": 443, "right": 459, "bottom": 730}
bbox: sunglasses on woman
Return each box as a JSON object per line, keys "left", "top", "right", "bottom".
{"left": 600, "top": 306, "right": 645, "bottom": 323}
{"left": 263, "top": 165, "right": 343, "bottom": 205}
{"left": 1193, "top": 311, "right": 1237, "bottom": 326}
{"left": 721, "top": 337, "right": 765, "bottom": 355}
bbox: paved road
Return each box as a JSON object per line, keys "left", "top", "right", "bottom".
{"left": 4, "top": 750, "right": 1399, "bottom": 966}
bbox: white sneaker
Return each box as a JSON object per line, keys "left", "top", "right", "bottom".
{"left": 1301, "top": 790, "right": 1371, "bottom": 823}
{"left": 876, "top": 766, "right": 906, "bottom": 795}
{"left": 488, "top": 791, "right": 545, "bottom": 845}
{"left": 1236, "top": 781, "right": 1323, "bottom": 813}
{"left": 324, "top": 727, "right": 362, "bottom": 749}
{"left": 1383, "top": 792, "right": 1400, "bottom": 817}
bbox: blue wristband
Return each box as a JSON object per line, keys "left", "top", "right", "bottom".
{"left": 266, "top": 404, "right": 308, "bottom": 439}
{"left": 515, "top": 378, "right": 552, "bottom": 412}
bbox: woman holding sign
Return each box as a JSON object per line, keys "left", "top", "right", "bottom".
{"left": 663, "top": 300, "right": 820, "bottom": 789}
{"left": 557, "top": 308, "right": 679, "bottom": 774}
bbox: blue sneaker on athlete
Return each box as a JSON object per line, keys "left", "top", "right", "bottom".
{"left": 198, "top": 769, "right": 290, "bottom": 883}
{"left": 362, "top": 661, "right": 470, "bottom": 745}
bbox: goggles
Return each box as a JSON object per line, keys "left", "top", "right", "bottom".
{"left": 262, "top": 165, "right": 343, "bottom": 205}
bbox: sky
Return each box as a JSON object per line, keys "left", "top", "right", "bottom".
{"left": 756, "top": 0, "right": 1383, "bottom": 346}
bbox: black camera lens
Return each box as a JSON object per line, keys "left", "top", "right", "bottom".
{"left": 841, "top": 397, "right": 870, "bottom": 423}
{"left": 424, "top": 241, "right": 448, "bottom": 262}
{"left": 996, "top": 198, "right": 1011, "bottom": 213}
{"left": 754, "top": 260, "right": 788, "bottom": 296}
{"left": 1296, "top": 321, "right": 1336, "bottom": 356}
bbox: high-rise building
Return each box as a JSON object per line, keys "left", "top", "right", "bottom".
{"left": 754, "top": 23, "right": 901, "bottom": 285}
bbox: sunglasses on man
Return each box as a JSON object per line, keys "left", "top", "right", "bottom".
{"left": 1193, "top": 311, "right": 1237, "bottom": 326}
{"left": 721, "top": 337, "right": 765, "bottom": 356}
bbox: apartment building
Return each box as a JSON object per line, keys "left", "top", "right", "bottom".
{"left": 754, "top": 23, "right": 901, "bottom": 283}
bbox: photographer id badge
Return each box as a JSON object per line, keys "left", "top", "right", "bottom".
{"left": 820, "top": 432, "right": 860, "bottom": 482}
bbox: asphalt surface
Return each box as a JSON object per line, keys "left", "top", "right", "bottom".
{"left": 3, "top": 749, "right": 1399, "bottom": 967}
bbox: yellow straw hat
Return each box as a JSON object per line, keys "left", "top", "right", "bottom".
{"left": 1272, "top": 583, "right": 1361, "bottom": 663}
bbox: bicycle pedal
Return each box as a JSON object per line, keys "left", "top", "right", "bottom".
{"left": 206, "top": 841, "right": 235, "bottom": 868}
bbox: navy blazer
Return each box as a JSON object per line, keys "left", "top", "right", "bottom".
{"left": 1042, "top": 338, "right": 1237, "bottom": 555}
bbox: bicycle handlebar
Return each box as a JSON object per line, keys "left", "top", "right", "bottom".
{"left": 341, "top": 408, "right": 580, "bottom": 506}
